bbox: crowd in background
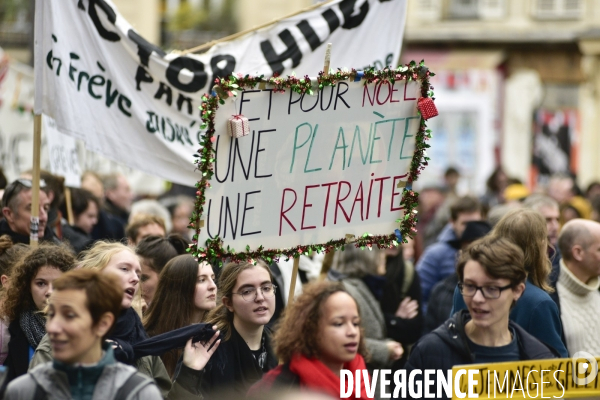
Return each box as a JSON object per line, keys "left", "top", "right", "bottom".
{"left": 0, "top": 165, "right": 598, "bottom": 399}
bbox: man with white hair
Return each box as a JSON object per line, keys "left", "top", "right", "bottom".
{"left": 557, "top": 219, "right": 600, "bottom": 356}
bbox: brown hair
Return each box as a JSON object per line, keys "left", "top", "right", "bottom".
{"left": 332, "top": 244, "right": 381, "bottom": 278}
{"left": 492, "top": 208, "right": 553, "bottom": 292}
{"left": 0, "top": 235, "right": 28, "bottom": 279}
{"left": 457, "top": 236, "right": 527, "bottom": 287}
{"left": 144, "top": 255, "right": 213, "bottom": 376}
{"left": 273, "top": 281, "right": 367, "bottom": 364}
{"left": 52, "top": 269, "right": 122, "bottom": 339}
{"left": 3, "top": 244, "right": 75, "bottom": 321}
{"left": 450, "top": 195, "right": 481, "bottom": 221}
{"left": 125, "top": 215, "right": 166, "bottom": 243}
{"left": 135, "top": 234, "right": 187, "bottom": 275}
{"left": 205, "top": 260, "right": 274, "bottom": 341}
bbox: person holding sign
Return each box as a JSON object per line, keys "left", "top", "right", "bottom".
{"left": 405, "top": 236, "right": 558, "bottom": 399}
{"left": 191, "top": 261, "right": 278, "bottom": 397}
{"left": 248, "top": 281, "right": 371, "bottom": 399}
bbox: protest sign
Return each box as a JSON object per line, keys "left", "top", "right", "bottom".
{"left": 189, "top": 64, "right": 434, "bottom": 263}
{"left": 33, "top": 0, "right": 408, "bottom": 186}
{"left": 452, "top": 354, "right": 600, "bottom": 399}
{"left": 44, "top": 116, "right": 81, "bottom": 188}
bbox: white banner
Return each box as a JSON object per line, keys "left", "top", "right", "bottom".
{"left": 34, "top": 0, "right": 408, "bottom": 186}
{"left": 44, "top": 116, "right": 82, "bottom": 188}
{"left": 202, "top": 78, "right": 420, "bottom": 251}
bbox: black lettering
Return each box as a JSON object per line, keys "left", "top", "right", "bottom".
{"left": 239, "top": 90, "right": 261, "bottom": 121}
{"left": 288, "top": 90, "right": 302, "bottom": 115}
{"left": 214, "top": 136, "right": 232, "bottom": 183}
{"left": 241, "top": 191, "right": 261, "bottom": 236}
{"left": 146, "top": 111, "right": 157, "bottom": 133}
{"left": 210, "top": 54, "right": 236, "bottom": 83}
{"left": 339, "top": 0, "right": 370, "bottom": 29}
{"left": 77, "top": 71, "right": 90, "bottom": 91}
{"left": 166, "top": 57, "right": 208, "bottom": 93}
{"left": 127, "top": 29, "right": 166, "bottom": 66}
{"left": 232, "top": 134, "right": 254, "bottom": 181}
{"left": 223, "top": 193, "right": 240, "bottom": 239}
{"left": 206, "top": 198, "right": 223, "bottom": 239}
{"left": 260, "top": 30, "right": 302, "bottom": 75}
{"left": 265, "top": 89, "right": 274, "bottom": 120}
{"left": 118, "top": 95, "right": 132, "bottom": 117}
{"left": 135, "top": 66, "right": 154, "bottom": 91}
{"left": 334, "top": 82, "right": 351, "bottom": 109}
{"left": 320, "top": 85, "right": 334, "bottom": 111}
{"left": 88, "top": 75, "right": 106, "bottom": 99}
{"left": 154, "top": 82, "right": 173, "bottom": 106}
{"left": 322, "top": 8, "right": 340, "bottom": 33}
{"left": 297, "top": 20, "right": 322, "bottom": 51}
{"left": 254, "top": 129, "right": 274, "bottom": 179}
{"left": 86, "top": 0, "right": 120, "bottom": 42}
{"left": 177, "top": 94, "right": 194, "bottom": 115}
{"left": 105, "top": 80, "right": 119, "bottom": 107}
{"left": 300, "top": 92, "right": 319, "bottom": 112}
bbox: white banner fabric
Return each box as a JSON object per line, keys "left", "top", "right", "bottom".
{"left": 34, "top": 0, "right": 407, "bottom": 186}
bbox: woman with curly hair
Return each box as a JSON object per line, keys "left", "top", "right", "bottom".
{"left": 249, "top": 281, "right": 371, "bottom": 399}
{"left": 2, "top": 243, "right": 75, "bottom": 382}
{"left": 143, "top": 255, "right": 217, "bottom": 377}
{"left": 196, "top": 260, "right": 278, "bottom": 397}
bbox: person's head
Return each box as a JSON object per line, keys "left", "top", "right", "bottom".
{"left": 450, "top": 195, "right": 482, "bottom": 238}
{"left": 2, "top": 179, "right": 51, "bottom": 236}
{"left": 0, "top": 235, "right": 29, "bottom": 289}
{"left": 103, "top": 173, "right": 132, "bottom": 212}
{"left": 332, "top": 244, "right": 381, "bottom": 278}
{"left": 523, "top": 194, "right": 560, "bottom": 246}
{"left": 457, "top": 236, "right": 526, "bottom": 332}
{"left": 274, "top": 281, "right": 367, "bottom": 372}
{"left": 0, "top": 167, "right": 7, "bottom": 190}
{"left": 591, "top": 196, "right": 600, "bottom": 223}
{"left": 586, "top": 181, "right": 600, "bottom": 201}
{"left": 444, "top": 167, "right": 460, "bottom": 191}
{"left": 129, "top": 200, "right": 172, "bottom": 233}
{"left": 492, "top": 208, "right": 552, "bottom": 292}
{"left": 449, "top": 220, "right": 492, "bottom": 250}
{"left": 143, "top": 255, "right": 217, "bottom": 376}
{"left": 63, "top": 188, "right": 100, "bottom": 235}
{"left": 135, "top": 234, "right": 188, "bottom": 305}
{"left": 164, "top": 196, "right": 194, "bottom": 236}
{"left": 548, "top": 173, "right": 575, "bottom": 205}
{"left": 486, "top": 167, "right": 508, "bottom": 195}
{"left": 81, "top": 171, "right": 104, "bottom": 200}
{"left": 20, "top": 170, "right": 65, "bottom": 211}
{"left": 46, "top": 269, "right": 122, "bottom": 365}
{"left": 206, "top": 260, "right": 276, "bottom": 340}
{"left": 558, "top": 219, "right": 600, "bottom": 284}
{"left": 79, "top": 241, "right": 141, "bottom": 309}
{"left": 3, "top": 244, "right": 75, "bottom": 322}
{"left": 126, "top": 214, "right": 167, "bottom": 246}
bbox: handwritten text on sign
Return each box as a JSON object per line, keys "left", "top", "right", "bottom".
{"left": 199, "top": 78, "right": 421, "bottom": 252}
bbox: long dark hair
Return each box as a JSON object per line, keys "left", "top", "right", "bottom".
{"left": 143, "top": 254, "right": 210, "bottom": 376}
{"left": 135, "top": 234, "right": 187, "bottom": 275}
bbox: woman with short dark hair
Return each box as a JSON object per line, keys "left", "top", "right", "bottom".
{"left": 5, "top": 269, "right": 162, "bottom": 399}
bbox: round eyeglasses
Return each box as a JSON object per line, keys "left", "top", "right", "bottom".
{"left": 232, "top": 284, "right": 277, "bottom": 302}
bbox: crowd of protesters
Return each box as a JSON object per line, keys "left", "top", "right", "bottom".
{"left": 0, "top": 165, "right": 599, "bottom": 399}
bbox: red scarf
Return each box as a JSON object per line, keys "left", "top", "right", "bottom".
{"left": 288, "top": 354, "right": 373, "bottom": 399}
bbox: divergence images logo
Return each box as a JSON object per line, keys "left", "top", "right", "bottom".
{"left": 572, "top": 351, "right": 598, "bottom": 386}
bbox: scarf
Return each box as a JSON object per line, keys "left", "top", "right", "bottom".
{"left": 289, "top": 354, "right": 372, "bottom": 400}
{"left": 19, "top": 309, "right": 46, "bottom": 348}
{"left": 109, "top": 308, "right": 148, "bottom": 364}
{"left": 132, "top": 323, "right": 220, "bottom": 359}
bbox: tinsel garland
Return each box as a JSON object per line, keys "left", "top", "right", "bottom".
{"left": 189, "top": 61, "right": 435, "bottom": 265}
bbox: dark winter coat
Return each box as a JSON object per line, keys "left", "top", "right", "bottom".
{"left": 0, "top": 219, "right": 61, "bottom": 246}
{"left": 405, "top": 310, "right": 559, "bottom": 400}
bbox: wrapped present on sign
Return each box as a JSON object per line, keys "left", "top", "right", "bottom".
{"left": 227, "top": 114, "right": 250, "bottom": 138}
{"left": 417, "top": 97, "right": 438, "bottom": 120}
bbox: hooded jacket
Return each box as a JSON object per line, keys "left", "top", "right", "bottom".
{"left": 405, "top": 310, "right": 559, "bottom": 400}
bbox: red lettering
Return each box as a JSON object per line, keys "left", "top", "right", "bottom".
{"left": 279, "top": 188, "right": 297, "bottom": 235}
{"left": 349, "top": 182, "right": 365, "bottom": 221}
{"left": 335, "top": 181, "right": 352, "bottom": 224}
{"left": 390, "top": 81, "right": 399, "bottom": 103}
{"left": 391, "top": 175, "right": 408, "bottom": 212}
{"left": 376, "top": 81, "right": 391, "bottom": 105}
{"left": 321, "top": 181, "right": 338, "bottom": 227}
{"left": 362, "top": 84, "right": 376, "bottom": 107}
{"left": 374, "top": 176, "right": 391, "bottom": 217}
{"left": 301, "top": 184, "right": 319, "bottom": 230}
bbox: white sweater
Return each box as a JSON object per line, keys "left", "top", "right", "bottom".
{"left": 557, "top": 260, "right": 600, "bottom": 357}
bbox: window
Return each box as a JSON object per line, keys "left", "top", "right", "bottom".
{"left": 532, "top": 0, "right": 583, "bottom": 19}
{"left": 414, "top": 0, "right": 443, "bottom": 21}
{"left": 447, "top": 0, "right": 506, "bottom": 20}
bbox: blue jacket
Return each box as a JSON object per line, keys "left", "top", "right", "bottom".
{"left": 450, "top": 279, "right": 569, "bottom": 358}
{"left": 416, "top": 224, "right": 458, "bottom": 313}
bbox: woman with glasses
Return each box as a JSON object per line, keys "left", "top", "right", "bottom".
{"left": 405, "top": 236, "right": 558, "bottom": 399}
{"left": 189, "top": 260, "right": 278, "bottom": 397}
{"left": 450, "top": 209, "right": 569, "bottom": 357}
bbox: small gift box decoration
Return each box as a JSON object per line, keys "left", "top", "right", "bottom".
{"left": 227, "top": 114, "right": 250, "bottom": 138}
{"left": 417, "top": 97, "right": 438, "bottom": 120}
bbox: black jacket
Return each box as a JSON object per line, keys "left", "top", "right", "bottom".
{"left": 61, "top": 224, "right": 93, "bottom": 254}
{"left": 0, "top": 219, "right": 60, "bottom": 245}
{"left": 405, "top": 310, "right": 559, "bottom": 399}
{"left": 90, "top": 209, "right": 126, "bottom": 242}
{"left": 187, "top": 326, "right": 278, "bottom": 397}
{"left": 4, "top": 320, "right": 32, "bottom": 384}
{"left": 424, "top": 273, "right": 458, "bottom": 334}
